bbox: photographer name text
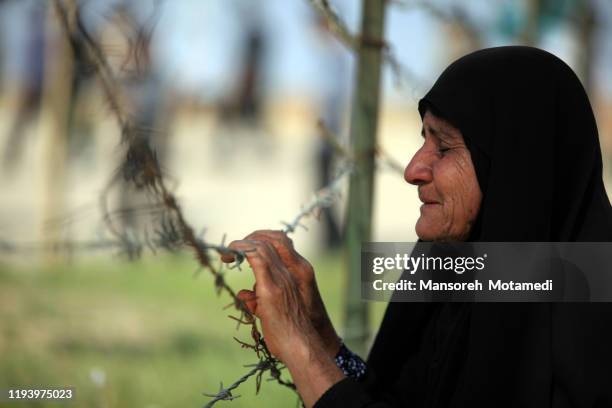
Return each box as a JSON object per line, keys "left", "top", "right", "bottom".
{"left": 372, "top": 279, "right": 553, "bottom": 292}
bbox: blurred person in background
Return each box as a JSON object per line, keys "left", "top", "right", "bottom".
{"left": 214, "top": 2, "right": 269, "bottom": 163}
{"left": 312, "top": 12, "right": 350, "bottom": 250}
{"left": 2, "top": 1, "right": 46, "bottom": 171}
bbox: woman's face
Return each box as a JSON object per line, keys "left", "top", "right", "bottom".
{"left": 404, "top": 110, "right": 482, "bottom": 241}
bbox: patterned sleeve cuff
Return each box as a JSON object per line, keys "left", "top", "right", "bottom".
{"left": 334, "top": 342, "right": 367, "bottom": 380}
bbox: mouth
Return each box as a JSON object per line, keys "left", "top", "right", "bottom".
{"left": 419, "top": 196, "right": 440, "bottom": 205}
{"left": 418, "top": 196, "right": 441, "bottom": 211}
{"left": 418, "top": 190, "right": 440, "bottom": 205}
{"left": 420, "top": 202, "right": 440, "bottom": 211}
{"left": 419, "top": 202, "right": 440, "bottom": 214}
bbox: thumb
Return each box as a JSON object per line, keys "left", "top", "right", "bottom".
{"left": 237, "top": 289, "right": 258, "bottom": 316}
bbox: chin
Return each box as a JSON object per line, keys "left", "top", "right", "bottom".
{"left": 415, "top": 219, "right": 440, "bottom": 241}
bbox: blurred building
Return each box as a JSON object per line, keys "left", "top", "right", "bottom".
{"left": 0, "top": 0, "right": 611, "bottom": 258}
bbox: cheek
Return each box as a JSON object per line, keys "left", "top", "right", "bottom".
{"left": 433, "top": 161, "right": 466, "bottom": 204}
{"left": 455, "top": 154, "right": 482, "bottom": 218}
{"left": 433, "top": 155, "right": 481, "bottom": 223}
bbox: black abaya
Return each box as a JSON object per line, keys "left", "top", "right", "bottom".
{"left": 314, "top": 47, "right": 612, "bottom": 408}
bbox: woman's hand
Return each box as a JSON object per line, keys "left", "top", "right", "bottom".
{"left": 221, "top": 230, "right": 345, "bottom": 407}
{"left": 221, "top": 230, "right": 340, "bottom": 361}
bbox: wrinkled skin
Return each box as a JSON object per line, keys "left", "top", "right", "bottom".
{"left": 404, "top": 110, "right": 482, "bottom": 241}
{"left": 223, "top": 110, "right": 482, "bottom": 406}
{"left": 221, "top": 230, "right": 340, "bottom": 362}
{"left": 222, "top": 231, "right": 343, "bottom": 408}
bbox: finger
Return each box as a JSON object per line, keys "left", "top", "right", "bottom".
{"left": 230, "top": 240, "right": 299, "bottom": 303}
{"left": 221, "top": 230, "right": 288, "bottom": 263}
{"left": 246, "top": 232, "right": 314, "bottom": 285}
{"left": 245, "top": 230, "right": 300, "bottom": 265}
{"left": 247, "top": 230, "right": 293, "bottom": 247}
{"left": 237, "top": 289, "right": 258, "bottom": 316}
{"left": 220, "top": 249, "right": 236, "bottom": 263}
{"left": 227, "top": 240, "right": 273, "bottom": 286}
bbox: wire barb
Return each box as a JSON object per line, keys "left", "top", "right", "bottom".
{"left": 202, "top": 359, "right": 294, "bottom": 408}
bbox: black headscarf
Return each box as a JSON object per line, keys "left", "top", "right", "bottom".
{"left": 314, "top": 47, "right": 612, "bottom": 408}
{"left": 417, "top": 46, "right": 612, "bottom": 241}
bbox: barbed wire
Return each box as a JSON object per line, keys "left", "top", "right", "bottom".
{"left": 0, "top": 132, "right": 403, "bottom": 260}
{"left": 389, "top": 0, "right": 482, "bottom": 47}
{"left": 308, "top": 0, "right": 488, "bottom": 96}
{"left": 51, "top": 1, "right": 300, "bottom": 405}
{"left": 306, "top": 0, "right": 426, "bottom": 92}
{"left": 202, "top": 364, "right": 263, "bottom": 407}
{"left": 49, "top": 1, "right": 393, "bottom": 405}
{"left": 317, "top": 119, "right": 405, "bottom": 176}
{"left": 16, "top": 2, "right": 411, "bottom": 406}
{"left": 282, "top": 165, "right": 352, "bottom": 234}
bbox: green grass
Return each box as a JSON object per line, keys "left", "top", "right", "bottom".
{"left": 0, "top": 252, "right": 387, "bottom": 408}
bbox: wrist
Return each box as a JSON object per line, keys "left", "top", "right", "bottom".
{"left": 311, "top": 313, "right": 341, "bottom": 358}
{"left": 281, "top": 336, "right": 345, "bottom": 408}
{"left": 318, "top": 324, "right": 341, "bottom": 358}
{"left": 280, "top": 332, "right": 316, "bottom": 366}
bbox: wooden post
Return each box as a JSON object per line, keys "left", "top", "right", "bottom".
{"left": 343, "top": 0, "right": 386, "bottom": 355}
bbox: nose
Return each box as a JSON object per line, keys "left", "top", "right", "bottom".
{"left": 404, "top": 147, "right": 433, "bottom": 186}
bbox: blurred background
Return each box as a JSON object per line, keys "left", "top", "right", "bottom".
{"left": 0, "top": 0, "right": 611, "bottom": 407}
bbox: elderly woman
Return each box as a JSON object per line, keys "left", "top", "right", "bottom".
{"left": 222, "top": 47, "right": 612, "bottom": 407}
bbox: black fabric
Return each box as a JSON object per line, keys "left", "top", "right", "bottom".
{"left": 314, "top": 46, "right": 612, "bottom": 408}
